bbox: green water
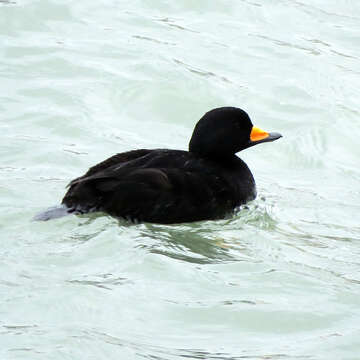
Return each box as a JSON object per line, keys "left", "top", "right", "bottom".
{"left": 1, "top": 0, "right": 360, "bottom": 359}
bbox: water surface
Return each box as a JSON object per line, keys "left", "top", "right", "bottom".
{"left": 1, "top": 0, "right": 360, "bottom": 359}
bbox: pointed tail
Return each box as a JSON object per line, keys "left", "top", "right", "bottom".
{"left": 32, "top": 204, "right": 73, "bottom": 221}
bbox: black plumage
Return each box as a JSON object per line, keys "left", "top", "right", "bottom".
{"left": 36, "top": 107, "right": 282, "bottom": 223}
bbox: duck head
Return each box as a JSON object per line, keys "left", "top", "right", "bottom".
{"left": 189, "top": 107, "right": 282, "bottom": 158}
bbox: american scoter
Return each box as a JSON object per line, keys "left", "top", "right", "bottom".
{"left": 35, "top": 107, "right": 282, "bottom": 223}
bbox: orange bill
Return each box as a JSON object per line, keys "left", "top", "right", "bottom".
{"left": 250, "top": 126, "right": 269, "bottom": 142}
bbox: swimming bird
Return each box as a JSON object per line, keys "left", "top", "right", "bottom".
{"left": 34, "top": 107, "right": 281, "bottom": 223}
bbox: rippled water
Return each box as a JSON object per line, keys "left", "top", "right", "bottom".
{"left": 1, "top": 0, "right": 360, "bottom": 359}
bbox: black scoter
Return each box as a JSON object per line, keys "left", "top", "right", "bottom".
{"left": 35, "top": 107, "right": 282, "bottom": 223}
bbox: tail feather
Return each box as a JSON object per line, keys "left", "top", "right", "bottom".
{"left": 32, "top": 204, "right": 72, "bottom": 221}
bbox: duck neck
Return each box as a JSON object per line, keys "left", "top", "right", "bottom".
{"left": 189, "top": 150, "right": 238, "bottom": 164}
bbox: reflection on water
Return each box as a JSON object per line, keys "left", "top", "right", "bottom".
{"left": 55, "top": 197, "right": 278, "bottom": 266}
